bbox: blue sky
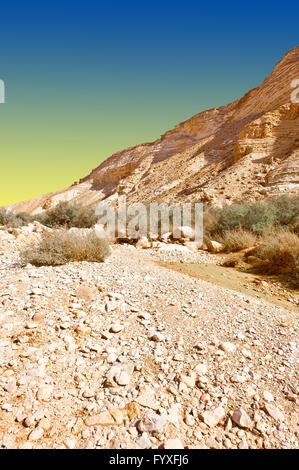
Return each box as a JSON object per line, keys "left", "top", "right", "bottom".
{"left": 0, "top": 0, "right": 298, "bottom": 204}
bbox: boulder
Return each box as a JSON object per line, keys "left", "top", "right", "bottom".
{"left": 178, "top": 226, "right": 195, "bottom": 240}
{"left": 206, "top": 240, "right": 223, "bottom": 253}
{"left": 136, "top": 237, "right": 151, "bottom": 249}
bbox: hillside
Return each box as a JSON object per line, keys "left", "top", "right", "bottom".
{"left": 7, "top": 46, "right": 299, "bottom": 214}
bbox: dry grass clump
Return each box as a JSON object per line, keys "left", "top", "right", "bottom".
{"left": 248, "top": 231, "right": 299, "bottom": 282}
{"left": 218, "top": 228, "right": 258, "bottom": 252}
{"left": 21, "top": 230, "right": 111, "bottom": 266}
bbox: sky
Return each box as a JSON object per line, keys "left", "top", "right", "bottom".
{"left": 0, "top": 0, "right": 298, "bottom": 205}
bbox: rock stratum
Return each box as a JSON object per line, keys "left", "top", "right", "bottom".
{"left": 7, "top": 46, "right": 299, "bottom": 214}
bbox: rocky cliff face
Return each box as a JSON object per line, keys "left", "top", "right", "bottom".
{"left": 7, "top": 46, "right": 299, "bottom": 214}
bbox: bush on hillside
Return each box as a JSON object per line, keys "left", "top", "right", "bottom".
{"left": 38, "top": 202, "right": 99, "bottom": 228}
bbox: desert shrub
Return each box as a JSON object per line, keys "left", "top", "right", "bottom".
{"left": 290, "top": 218, "right": 299, "bottom": 234}
{"left": 39, "top": 202, "right": 99, "bottom": 228}
{"left": 21, "top": 230, "right": 111, "bottom": 266}
{"left": 267, "top": 195, "right": 299, "bottom": 228}
{"left": 202, "top": 195, "right": 299, "bottom": 237}
{"left": 214, "top": 201, "right": 277, "bottom": 234}
{"left": 249, "top": 231, "right": 299, "bottom": 282}
{"left": 203, "top": 207, "right": 219, "bottom": 238}
{"left": 15, "top": 212, "right": 35, "bottom": 225}
{"left": 218, "top": 228, "right": 258, "bottom": 252}
{"left": 0, "top": 209, "right": 36, "bottom": 227}
{"left": 0, "top": 209, "right": 20, "bottom": 227}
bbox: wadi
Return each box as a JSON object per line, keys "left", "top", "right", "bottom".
{"left": 0, "top": 47, "right": 298, "bottom": 450}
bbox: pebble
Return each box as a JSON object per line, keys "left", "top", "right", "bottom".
{"left": 76, "top": 325, "right": 91, "bottom": 336}
{"left": 37, "top": 385, "right": 53, "bottom": 401}
{"left": 163, "top": 438, "right": 184, "bottom": 449}
{"left": 114, "top": 371, "right": 131, "bottom": 386}
{"left": 28, "top": 427, "right": 44, "bottom": 441}
{"left": 220, "top": 342, "right": 236, "bottom": 353}
{"left": 231, "top": 409, "right": 252, "bottom": 429}
{"left": 137, "top": 413, "right": 167, "bottom": 435}
{"left": 263, "top": 391, "right": 274, "bottom": 402}
{"left": 150, "top": 332, "right": 165, "bottom": 342}
{"left": 201, "top": 406, "right": 226, "bottom": 427}
{"left": 195, "top": 364, "right": 208, "bottom": 375}
{"left": 64, "top": 438, "right": 77, "bottom": 449}
{"left": 110, "top": 324, "right": 124, "bottom": 333}
{"left": 231, "top": 375, "right": 247, "bottom": 384}
{"left": 263, "top": 404, "right": 285, "bottom": 422}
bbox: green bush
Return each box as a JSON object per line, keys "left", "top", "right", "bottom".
{"left": 0, "top": 209, "right": 35, "bottom": 227}
{"left": 0, "top": 209, "right": 20, "bottom": 227}
{"left": 212, "top": 201, "right": 276, "bottom": 235}
{"left": 21, "top": 230, "right": 111, "bottom": 266}
{"left": 15, "top": 212, "right": 34, "bottom": 225}
{"left": 38, "top": 202, "right": 99, "bottom": 228}
{"left": 267, "top": 195, "right": 299, "bottom": 228}
{"left": 203, "top": 195, "right": 299, "bottom": 237}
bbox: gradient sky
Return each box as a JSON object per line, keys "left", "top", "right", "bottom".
{"left": 0, "top": 0, "right": 298, "bottom": 205}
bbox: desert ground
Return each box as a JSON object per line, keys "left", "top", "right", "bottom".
{"left": 0, "top": 225, "right": 298, "bottom": 449}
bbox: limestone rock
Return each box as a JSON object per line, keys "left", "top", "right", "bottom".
{"left": 206, "top": 240, "right": 223, "bottom": 253}
{"left": 200, "top": 406, "right": 226, "bottom": 427}
{"left": 163, "top": 438, "right": 184, "bottom": 449}
{"left": 231, "top": 409, "right": 252, "bottom": 429}
{"left": 263, "top": 404, "right": 285, "bottom": 422}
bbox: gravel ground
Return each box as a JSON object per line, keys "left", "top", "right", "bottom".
{"left": 0, "top": 231, "right": 298, "bottom": 449}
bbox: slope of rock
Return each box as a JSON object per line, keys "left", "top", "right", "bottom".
{"left": 7, "top": 46, "right": 299, "bottom": 214}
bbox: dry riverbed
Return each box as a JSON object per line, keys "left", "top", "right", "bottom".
{"left": 0, "top": 231, "right": 298, "bottom": 449}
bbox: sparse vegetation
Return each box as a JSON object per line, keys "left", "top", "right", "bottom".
{"left": 0, "top": 202, "right": 99, "bottom": 229}
{"left": 203, "top": 195, "right": 299, "bottom": 238}
{"left": 21, "top": 230, "right": 111, "bottom": 266}
{"left": 38, "top": 202, "right": 99, "bottom": 228}
{"left": 0, "top": 209, "right": 29, "bottom": 227}
{"left": 247, "top": 231, "right": 299, "bottom": 283}
{"left": 218, "top": 228, "right": 258, "bottom": 252}
{"left": 201, "top": 196, "right": 299, "bottom": 286}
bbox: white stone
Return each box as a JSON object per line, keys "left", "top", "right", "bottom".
{"left": 201, "top": 406, "right": 225, "bottom": 427}
{"left": 263, "top": 391, "right": 274, "bottom": 402}
{"left": 37, "top": 385, "right": 53, "bottom": 401}
{"left": 220, "top": 342, "right": 236, "bottom": 353}
{"left": 64, "top": 438, "right": 76, "bottom": 449}
{"left": 28, "top": 427, "right": 44, "bottom": 441}
{"left": 150, "top": 332, "right": 165, "bottom": 342}
{"left": 164, "top": 438, "right": 184, "bottom": 449}
{"left": 195, "top": 364, "right": 208, "bottom": 375}
{"left": 110, "top": 324, "right": 124, "bottom": 333}
{"left": 137, "top": 413, "right": 167, "bottom": 434}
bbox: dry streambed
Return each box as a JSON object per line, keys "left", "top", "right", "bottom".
{"left": 161, "top": 261, "right": 299, "bottom": 313}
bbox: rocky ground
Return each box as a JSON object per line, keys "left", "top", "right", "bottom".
{"left": 0, "top": 229, "right": 298, "bottom": 449}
